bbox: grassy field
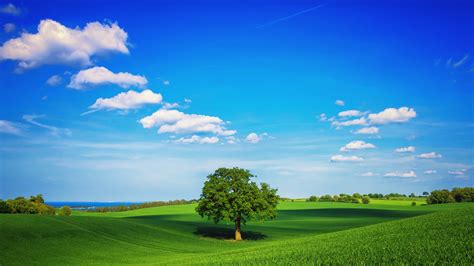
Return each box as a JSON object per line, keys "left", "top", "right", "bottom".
{"left": 1, "top": 200, "right": 472, "bottom": 265}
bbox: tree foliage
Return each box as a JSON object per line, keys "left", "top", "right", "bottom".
{"left": 196, "top": 168, "right": 278, "bottom": 240}
{"left": 0, "top": 194, "right": 55, "bottom": 214}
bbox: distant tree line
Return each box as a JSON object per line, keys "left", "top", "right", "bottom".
{"left": 89, "top": 199, "right": 197, "bottom": 212}
{"left": 304, "top": 187, "right": 473, "bottom": 205}
{"left": 427, "top": 187, "right": 473, "bottom": 204}
{"left": 0, "top": 194, "right": 60, "bottom": 215}
{"left": 306, "top": 193, "right": 370, "bottom": 204}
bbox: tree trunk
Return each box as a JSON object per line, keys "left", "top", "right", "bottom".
{"left": 235, "top": 217, "right": 242, "bottom": 241}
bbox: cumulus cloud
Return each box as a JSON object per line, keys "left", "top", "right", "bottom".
{"left": 3, "top": 23, "right": 15, "bottom": 33}
{"left": 163, "top": 80, "right": 170, "bottom": 86}
{"left": 0, "top": 19, "right": 129, "bottom": 69}
{"left": 225, "top": 136, "right": 239, "bottom": 144}
{"left": 330, "top": 155, "right": 363, "bottom": 162}
{"left": 0, "top": 3, "right": 21, "bottom": 15}
{"left": 174, "top": 135, "right": 219, "bottom": 144}
{"left": 46, "top": 75, "right": 62, "bottom": 86}
{"left": 335, "top": 100, "right": 345, "bottom": 106}
{"left": 332, "top": 117, "right": 367, "bottom": 127}
{"left": 139, "top": 109, "right": 236, "bottom": 136}
{"left": 416, "top": 152, "right": 442, "bottom": 159}
{"left": 338, "top": 110, "right": 362, "bottom": 117}
{"left": 424, "top": 170, "right": 437, "bottom": 174}
{"left": 0, "top": 120, "right": 23, "bottom": 135}
{"left": 246, "top": 133, "right": 261, "bottom": 144}
{"left": 88, "top": 90, "right": 162, "bottom": 112}
{"left": 340, "top": 140, "right": 375, "bottom": 152}
{"left": 395, "top": 146, "right": 415, "bottom": 153}
{"left": 384, "top": 171, "right": 416, "bottom": 178}
{"left": 368, "top": 107, "right": 416, "bottom": 124}
{"left": 68, "top": 66, "right": 147, "bottom": 90}
{"left": 354, "top": 127, "right": 379, "bottom": 135}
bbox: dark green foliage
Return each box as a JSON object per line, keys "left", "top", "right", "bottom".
{"left": 196, "top": 168, "right": 278, "bottom": 240}
{"left": 451, "top": 187, "right": 474, "bottom": 202}
{"left": 59, "top": 206, "right": 72, "bottom": 216}
{"left": 409, "top": 193, "right": 416, "bottom": 198}
{"left": 362, "top": 196, "right": 370, "bottom": 204}
{"left": 367, "top": 193, "right": 384, "bottom": 198}
{"left": 319, "top": 195, "right": 333, "bottom": 202}
{"left": 0, "top": 200, "right": 11, "bottom": 213}
{"left": 1, "top": 195, "right": 55, "bottom": 214}
{"left": 352, "top": 193, "right": 362, "bottom": 199}
{"left": 307, "top": 195, "right": 318, "bottom": 202}
{"left": 411, "top": 202, "right": 416, "bottom": 206}
{"left": 427, "top": 189, "right": 455, "bottom": 204}
{"left": 422, "top": 191, "right": 429, "bottom": 196}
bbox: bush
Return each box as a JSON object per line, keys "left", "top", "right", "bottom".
{"left": 319, "top": 195, "right": 333, "bottom": 202}
{"left": 362, "top": 196, "right": 370, "bottom": 204}
{"left": 427, "top": 190, "right": 455, "bottom": 204}
{"left": 59, "top": 206, "right": 72, "bottom": 216}
{"left": 411, "top": 202, "right": 416, "bottom": 206}
{"left": 307, "top": 196, "right": 318, "bottom": 202}
{"left": 451, "top": 187, "right": 474, "bottom": 202}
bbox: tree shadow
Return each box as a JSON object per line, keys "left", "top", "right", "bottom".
{"left": 194, "top": 226, "right": 266, "bottom": 241}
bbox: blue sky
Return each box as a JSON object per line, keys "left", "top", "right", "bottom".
{"left": 0, "top": 0, "right": 472, "bottom": 201}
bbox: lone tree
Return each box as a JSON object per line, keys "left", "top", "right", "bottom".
{"left": 196, "top": 167, "right": 279, "bottom": 241}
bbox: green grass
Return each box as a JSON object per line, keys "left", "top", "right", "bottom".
{"left": 1, "top": 201, "right": 472, "bottom": 265}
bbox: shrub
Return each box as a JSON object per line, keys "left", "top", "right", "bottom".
{"left": 307, "top": 196, "right": 318, "bottom": 202}
{"left": 451, "top": 187, "right": 474, "bottom": 202}
{"left": 362, "top": 196, "right": 370, "bottom": 204}
{"left": 427, "top": 190, "right": 455, "bottom": 204}
{"left": 59, "top": 206, "right": 72, "bottom": 216}
{"left": 319, "top": 195, "right": 333, "bottom": 202}
{"left": 411, "top": 202, "right": 416, "bottom": 206}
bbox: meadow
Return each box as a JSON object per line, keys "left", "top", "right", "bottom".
{"left": 1, "top": 200, "right": 472, "bottom": 265}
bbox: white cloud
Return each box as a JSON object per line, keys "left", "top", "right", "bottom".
{"left": 361, "top": 172, "right": 377, "bottom": 177}
{"left": 447, "top": 54, "right": 469, "bottom": 68}
{"left": 424, "top": 170, "right": 437, "bottom": 174}
{"left": 416, "top": 152, "right": 442, "bottom": 159}
{"left": 68, "top": 66, "right": 147, "bottom": 90}
{"left": 332, "top": 117, "right": 367, "bottom": 127}
{"left": 46, "top": 75, "right": 62, "bottom": 86}
{"left": 0, "top": 19, "right": 128, "bottom": 69}
{"left": 161, "top": 102, "right": 182, "bottom": 110}
{"left": 225, "top": 136, "right": 239, "bottom": 144}
{"left": 22, "top": 114, "right": 71, "bottom": 136}
{"left": 354, "top": 126, "right": 379, "bottom": 135}
{"left": 395, "top": 146, "right": 415, "bottom": 153}
{"left": 0, "top": 3, "right": 21, "bottom": 15}
{"left": 368, "top": 107, "right": 416, "bottom": 124}
{"left": 340, "top": 140, "right": 375, "bottom": 152}
{"left": 0, "top": 120, "right": 23, "bottom": 135}
{"left": 246, "top": 133, "right": 261, "bottom": 144}
{"left": 330, "top": 155, "right": 363, "bottom": 162}
{"left": 319, "top": 113, "right": 327, "bottom": 121}
{"left": 335, "top": 100, "right": 345, "bottom": 106}
{"left": 448, "top": 169, "right": 466, "bottom": 176}
{"left": 139, "top": 109, "right": 236, "bottom": 136}
{"left": 384, "top": 170, "right": 417, "bottom": 178}
{"left": 174, "top": 135, "right": 219, "bottom": 144}
{"left": 338, "top": 110, "right": 362, "bottom": 117}
{"left": 89, "top": 90, "right": 162, "bottom": 111}
{"left": 184, "top": 98, "right": 192, "bottom": 103}
{"left": 163, "top": 80, "right": 170, "bottom": 85}
{"left": 3, "top": 23, "right": 15, "bottom": 33}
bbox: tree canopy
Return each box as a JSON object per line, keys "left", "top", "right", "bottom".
{"left": 196, "top": 167, "right": 279, "bottom": 241}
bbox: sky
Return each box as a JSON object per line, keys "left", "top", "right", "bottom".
{"left": 0, "top": 0, "right": 473, "bottom": 201}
